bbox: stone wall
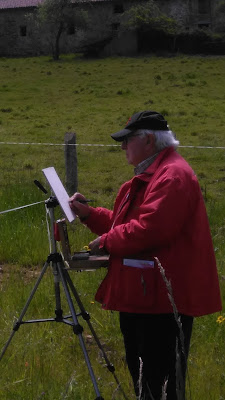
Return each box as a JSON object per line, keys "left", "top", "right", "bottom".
{"left": 0, "top": 8, "right": 43, "bottom": 56}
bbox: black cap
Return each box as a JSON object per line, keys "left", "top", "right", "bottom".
{"left": 111, "top": 110, "right": 169, "bottom": 142}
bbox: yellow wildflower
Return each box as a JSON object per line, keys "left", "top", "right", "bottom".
{"left": 217, "top": 315, "right": 225, "bottom": 324}
{"left": 83, "top": 245, "right": 91, "bottom": 251}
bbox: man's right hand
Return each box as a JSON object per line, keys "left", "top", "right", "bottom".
{"left": 69, "top": 192, "right": 90, "bottom": 219}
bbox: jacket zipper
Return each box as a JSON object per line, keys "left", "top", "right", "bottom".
{"left": 111, "top": 192, "right": 130, "bottom": 229}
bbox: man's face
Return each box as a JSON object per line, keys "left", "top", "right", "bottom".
{"left": 121, "top": 133, "right": 155, "bottom": 166}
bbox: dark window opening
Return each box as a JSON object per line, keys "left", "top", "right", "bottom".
{"left": 198, "top": 23, "right": 210, "bottom": 29}
{"left": 67, "top": 23, "right": 75, "bottom": 35}
{"left": 112, "top": 23, "right": 120, "bottom": 31}
{"left": 114, "top": 3, "right": 124, "bottom": 13}
{"left": 20, "top": 26, "right": 27, "bottom": 36}
{"left": 112, "top": 22, "right": 120, "bottom": 36}
{"left": 198, "top": 0, "right": 210, "bottom": 14}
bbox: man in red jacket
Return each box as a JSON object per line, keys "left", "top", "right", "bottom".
{"left": 69, "top": 111, "right": 222, "bottom": 400}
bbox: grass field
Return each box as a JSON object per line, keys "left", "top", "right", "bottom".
{"left": 0, "top": 53, "right": 225, "bottom": 399}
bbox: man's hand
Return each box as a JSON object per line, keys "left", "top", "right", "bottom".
{"left": 69, "top": 192, "right": 90, "bottom": 219}
{"left": 89, "top": 236, "right": 102, "bottom": 252}
{"left": 89, "top": 236, "right": 108, "bottom": 255}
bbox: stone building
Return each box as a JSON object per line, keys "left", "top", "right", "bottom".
{"left": 160, "top": 0, "right": 218, "bottom": 30}
{"left": 0, "top": 0, "right": 222, "bottom": 57}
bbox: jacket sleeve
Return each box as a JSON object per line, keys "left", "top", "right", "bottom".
{"left": 100, "top": 170, "right": 200, "bottom": 256}
{"left": 83, "top": 206, "right": 114, "bottom": 236}
{"left": 83, "top": 182, "right": 131, "bottom": 236}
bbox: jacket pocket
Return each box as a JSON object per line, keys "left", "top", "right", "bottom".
{"left": 120, "top": 259, "right": 156, "bottom": 310}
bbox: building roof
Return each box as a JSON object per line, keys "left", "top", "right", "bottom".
{"left": 0, "top": 0, "right": 111, "bottom": 9}
{"left": 0, "top": 0, "right": 43, "bottom": 9}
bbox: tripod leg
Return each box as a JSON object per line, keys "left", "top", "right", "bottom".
{"left": 56, "top": 261, "right": 104, "bottom": 400}
{"left": 0, "top": 261, "right": 49, "bottom": 361}
{"left": 51, "top": 262, "right": 64, "bottom": 320}
{"left": 63, "top": 269, "right": 129, "bottom": 400}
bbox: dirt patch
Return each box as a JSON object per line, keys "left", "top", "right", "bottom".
{"left": 0, "top": 264, "right": 42, "bottom": 287}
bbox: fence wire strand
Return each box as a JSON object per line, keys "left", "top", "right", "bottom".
{"left": 0, "top": 141, "right": 225, "bottom": 149}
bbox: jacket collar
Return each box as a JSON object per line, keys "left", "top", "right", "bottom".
{"left": 133, "top": 147, "right": 175, "bottom": 183}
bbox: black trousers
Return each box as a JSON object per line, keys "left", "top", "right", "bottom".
{"left": 119, "top": 312, "right": 193, "bottom": 400}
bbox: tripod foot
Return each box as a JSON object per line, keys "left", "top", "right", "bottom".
{"left": 107, "top": 363, "right": 115, "bottom": 373}
{"left": 73, "top": 323, "right": 83, "bottom": 335}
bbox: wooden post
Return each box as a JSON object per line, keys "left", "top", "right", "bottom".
{"left": 64, "top": 132, "right": 78, "bottom": 195}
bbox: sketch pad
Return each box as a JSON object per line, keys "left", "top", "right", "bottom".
{"left": 42, "top": 167, "right": 76, "bottom": 223}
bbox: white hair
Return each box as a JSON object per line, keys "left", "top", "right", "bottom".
{"left": 136, "top": 129, "right": 179, "bottom": 151}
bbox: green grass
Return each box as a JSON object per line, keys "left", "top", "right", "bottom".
{"left": 0, "top": 53, "right": 225, "bottom": 399}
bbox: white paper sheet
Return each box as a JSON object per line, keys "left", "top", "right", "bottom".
{"left": 123, "top": 259, "right": 154, "bottom": 268}
{"left": 42, "top": 167, "right": 76, "bottom": 223}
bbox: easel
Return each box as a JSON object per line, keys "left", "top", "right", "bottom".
{"left": 0, "top": 196, "right": 128, "bottom": 400}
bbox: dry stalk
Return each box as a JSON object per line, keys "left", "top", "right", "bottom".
{"left": 154, "top": 257, "right": 186, "bottom": 400}
{"left": 137, "top": 356, "right": 155, "bottom": 400}
{"left": 138, "top": 357, "right": 143, "bottom": 400}
{"left": 161, "top": 379, "right": 168, "bottom": 400}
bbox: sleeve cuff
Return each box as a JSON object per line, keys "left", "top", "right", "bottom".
{"left": 100, "top": 233, "right": 108, "bottom": 251}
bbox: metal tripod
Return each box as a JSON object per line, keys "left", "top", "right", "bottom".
{"left": 0, "top": 196, "right": 128, "bottom": 400}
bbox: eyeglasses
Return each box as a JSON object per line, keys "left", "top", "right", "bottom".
{"left": 122, "top": 133, "right": 140, "bottom": 145}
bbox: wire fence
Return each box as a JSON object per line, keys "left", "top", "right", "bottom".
{"left": 0, "top": 141, "right": 225, "bottom": 149}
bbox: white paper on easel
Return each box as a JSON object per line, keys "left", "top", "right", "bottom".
{"left": 42, "top": 167, "right": 76, "bottom": 223}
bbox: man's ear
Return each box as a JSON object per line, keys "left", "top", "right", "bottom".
{"left": 146, "top": 135, "right": 151, "bottom": 144}
{"left": 146, "top": 134, "right": 156, "bottom": 154}
{"left": 146, "top": 134, "right": 154, "bottom": 145}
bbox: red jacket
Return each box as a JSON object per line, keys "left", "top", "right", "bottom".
{"left": 84, "top": 147, "right": 222, "bottom": 316}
